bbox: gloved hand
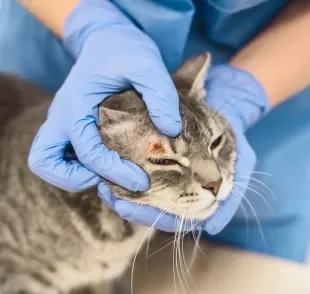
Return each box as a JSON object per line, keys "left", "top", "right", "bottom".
{"left": 99, "top": 64, "right": 270, "bottom": 234}
{"left": 28, "top": 0, "right": 181, "bottom": 192}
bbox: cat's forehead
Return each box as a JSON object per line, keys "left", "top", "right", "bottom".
{"left": 151, "top": 121, "right": 212, "bottom": 158}
{"left": 180, "top": 104, "right": 223, "bottom": 137}
{"left": 139, "top": 102, "right": 226, "bottom": 156}
{"left": 144, "top": 134, "right": 209, "bottom": 162}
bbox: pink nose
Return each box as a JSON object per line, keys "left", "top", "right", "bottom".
{"left": 202, "top": 178, "right": 223, "bottom": 196}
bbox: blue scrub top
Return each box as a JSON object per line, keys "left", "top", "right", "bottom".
{"left": 0, "top": 0, "right": 286, "bottom": 91}
{"left": 109, "top": 0, "right": 285, "bottom": 71}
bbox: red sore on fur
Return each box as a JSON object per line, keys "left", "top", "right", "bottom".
{"left": 148, "top": 142, "right": 165, "bottom": 154}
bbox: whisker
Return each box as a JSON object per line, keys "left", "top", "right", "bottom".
{"left": 148, "top": 207, "right": 206, "bottom": 258}
{"left": 234, "top": 186, "right": 267, "bottom": 250}
{"left": 192, "top": 229, "right": 209, "bottom": 259}
{"left": 130, "top": 204, "right": 174, "bottom": 294}
{"left": 231, "top": 187, "right": 250, "bottom": 241}
{"left": 157, "top": 215, "right": 201, "bottom": 247}
{"left": 247, "top": 181, "right": 276, "bottom": 203}
{"left": 208, "top": 96, "right": 242, "bottom": 127}
{"left": 236, "top": 175, "right": 276, "bottom": 201}
{"left": 234, "top": 182, "right": 274, "bottom": 217}
{"left": 236, "top": 171, "right": 272, "bottom": 177}
{"left": 144, "top": 232, "right": 152, "bottom": 268}
{"left": 175, "top": 215, "right": 186, "bottom": 294}
{"left": 181, "top": 211, "right": 195, "bottom": 285}
{"left": 148, "top": 229, "right": 192, "bottom": 259}
{"left": 188, "top": 228, "right": 204, "bottom": 269}
{"left": 240, "top": 202, "right": 249, "bottom": 241}
{"left": 172, "top": 215, "right": 178, "bottom": 294}
{"left": 177, "top": 211, "right": 190, "bottom": 294}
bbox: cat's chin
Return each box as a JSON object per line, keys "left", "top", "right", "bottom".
{"left": 129, "top": 195, "right": 221, "bottom": 223}
{"left": 153, "top": 200, "right": 220, "bottom": 223}
{"left": 179, "top": 201, "right": 220, "bottom": 221}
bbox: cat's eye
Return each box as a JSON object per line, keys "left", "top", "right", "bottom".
{"left": 210, "top": 135, "right": 223, "bottom": 151}
{"left": 148, "top": 158, "right": 179, "bottom": 165}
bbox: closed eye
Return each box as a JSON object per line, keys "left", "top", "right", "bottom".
{"left": 147, "top": 158, "right": 179, "bottom": 165}
{"left": 210, "top": 135, "right": 223, "bottom": 151}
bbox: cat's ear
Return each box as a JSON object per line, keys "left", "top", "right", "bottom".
{"left": 99, "top": 90, "right": 145, "bottom": 125}
{"left": 173, "top": 52, "right": 211, "bottom": 101}
{"left": 99, "top": 106, "right": 129, "bottom": 124}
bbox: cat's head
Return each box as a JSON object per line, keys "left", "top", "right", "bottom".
{"left": 98, "top": 53, "right": 236, "bottom": 221}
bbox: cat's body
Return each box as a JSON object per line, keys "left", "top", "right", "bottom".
{"left": 0, "top": 75, "right": 152, "bottom": 294}
{"left": 0, "top": 53, "right": 236, "bottom": 294}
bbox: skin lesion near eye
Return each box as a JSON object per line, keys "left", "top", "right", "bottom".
{"left": 148, "top": 142, "right": 166, "bottom": 154}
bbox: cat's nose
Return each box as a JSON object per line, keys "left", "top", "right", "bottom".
{"left": 202, "top": 178, "right": 223, "bottom": 196}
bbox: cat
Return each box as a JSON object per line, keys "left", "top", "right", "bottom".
{"left": 0, "top": 53, "right": 236, "bottom": 294}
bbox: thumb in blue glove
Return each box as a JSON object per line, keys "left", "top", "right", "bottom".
{"left": 28, "top": 0, "right": 181, "bottom": 192}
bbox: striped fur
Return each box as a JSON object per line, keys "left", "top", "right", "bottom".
{"left": 0, "top": 53, "right": 236, "bottom": 294}
{"left": 0, "top": 76, "right": 153, "bottom": 294}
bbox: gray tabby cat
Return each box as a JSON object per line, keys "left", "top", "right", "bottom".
{"left": 0, "top": 53, "right": 236, "bottom": 294}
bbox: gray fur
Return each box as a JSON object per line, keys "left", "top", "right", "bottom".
{"left": 0, "top": 53, "right": 236, "bottom": 293}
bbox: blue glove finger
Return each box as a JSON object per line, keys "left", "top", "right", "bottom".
{"left": 98, "top": 182, "right": 199, "bottom": 232}
{"left": 114, "top": 200, "right": 200, "bottom": 232}
{"left": 131, "top": 68, "right": 182, "bottom": 137}
{"left": 207, "top": 65, "right": 270, "bottom": 130}
{"left": 96, "top": 182, "right": 116, "bottom": 211}
{"left": 28, "top": 122, "right": 101, "bottom": 192}
{"left": 68, "top": 116, "right": 149, "bottom": 192}
{"left": 115, "top": 201, "right": 176, "bottom": 232}
{"left": 97, "top": 182, "right": 174, "bottom": 231}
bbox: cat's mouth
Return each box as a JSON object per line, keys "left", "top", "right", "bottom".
{"left": 166, "top": 197, "right": 220, "bottom": 221}
{"left": 178, "top": 200, "right": 220, "bottom": 221}
{"left": 172, "top": 180, "right": 233, "bottom": 220}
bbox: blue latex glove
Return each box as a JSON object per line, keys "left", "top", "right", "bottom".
{"left": 28, "top": 0, "right": 181, "bottom": 192}
{"left": 99, "top": 65, "right": 270, "bottom": 234}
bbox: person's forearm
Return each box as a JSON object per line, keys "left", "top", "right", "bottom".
{"left": 18, "top": 0, "right": 80, "bottom": 37}
{"left": 231, "top": 0, "right": 310, "bottom": 107}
